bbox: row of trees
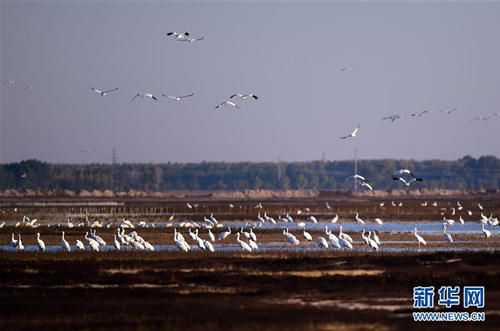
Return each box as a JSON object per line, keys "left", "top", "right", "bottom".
{"left": 1, "top": 156, "right": 499, "bottom": 191}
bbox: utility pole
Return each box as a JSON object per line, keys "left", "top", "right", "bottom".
{"left": 354, "top": 147, "right": 358, "bottom": 191}
{"left": 322, "top": 150, "right": 325, "bottom": 162}
{"left": 277, "top": 157, "right": 282, "bottom": 181}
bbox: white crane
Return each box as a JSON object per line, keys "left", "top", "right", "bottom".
{"left": 374, "top": 218, "right": 383, "bottom": 226}
{"left": 443, "top": 217, "right": 455, "bottom": 226}
{"left": 307, "top": 216, "right": 318, "bottom": 223}
{"left": 341, "top": 67, "right": 355, "bottom": 71}
{"left": 471, "top": 116, "right": 488, "bottom": 122}
{"left": 132, "top": 93, "right": 157, "bottom": 101}
{"left": 167, "top": 31, "right": 189, "bottom": 39}
{"left": 10, "top": 233, "right": 18, "bottom": 248}
{"left": 204, "top": 239, "right": 215, "bottom": 252}
{"left": 382, "top": 114, "right": 405, "bottom": 122}
{"left": 85, "top": 232, "right": 100, "bottom": 252}
{"left": 208, "top": 229, "right": 216, "bottom": 242}
{"left": 236, "top": 233, "right": 252, "bottom": 252}
{"left": 393, "top": 177, "right": 423, "bottom": 186}
{"left": 249, "top": 228, "right": 257, "bottom": 242}
{"left": 371, "top": 230, "right": 380, "bottom": 245}
{"left": 23, "top": 86, "right": 39, "bottom": 90}
{"left": 316, "top": 237, "right": 329, "bottom": 248}
{"left": 393, "top": 169, "right": 415, "bottom": 178}
{"left": 16, "top": 234, "right": 25, "bottom": 251}
{"left": 162, "top": 93, "right": 194, "bottom": 101}
{"left": 355, "top": 213, "right": 365, "bottom": 225}
{"left": 174, "top": 231, "right": 190, "bottom": 252}
{"left": 340, "top": 125, "right": 360, "bottom": 139}
{"left": 440, "top": 108, "right": 458, "bottom": 114}
{"left": 76, "top": 240, "right": 85, "bottom": 250}
{"left": 367, "top": 231, "right": 379, "bottom": 251}
{"left": 174, "top": 228, "right": 185, "bottom": 243}
{"left": 91, "top": 229, "right": 107, "bottom": 246}
{"left": 61, "top": 232, "right": 71, "bottom": 252}
{"left": 218, "top": 227, "right": 231, "bottom": 241}
{"left": 331, "top": 214, "right": 339, "bottom": 223}
{"left": 414, "top": 227, "right": 426, "bottom": 251}
{"left": 178, "top": 37, "right": 204, "bottom": 42}
{"left": 35, "top": 233, "right": 45, "bottom": 251}
{"left": 189, "top": 229, "right": 198, "bottom": 241}
{"left": 114, "top": 234, "right": 121, "bottom": 251}
{"left": 248, "top": 239, "right": 259, "bottom": 250}
{"left": 210, "top": 213, "right": 218, "bottom": 225}
{"left": 443, "top": 225, "right": 453, "bottom": 243}
{"left": 338, "top": 236, "right": 353, "bottom": 249}
{"left": 481, "top": 224, "right": 492, "bottom": 240}
{"left": 338, "top": 226, "right": 353, "bottom": 243}
{"left": 257, "top": 213, "right": 266, "bottom": 223}
{"left": 303, "top": 228, "right": 313, "bottom": 241}
{"left": 350, "top": 181, "right": 373, "bottom": 192}
{"left": 240, "top": 227, "right": 251, "bottom": 240}
{"left": 341, "top": 174, "right": 370, "bottom": 183}
{"left": 215, "top": 101, "right": 241, "bottom": 109}
{"left": 194, "top": 229, "right": 206, "bottom": 250}
{"left": 459, "top": 215, "right": 465, "bottom": 225}
{"left": 283, "top": 228, "right": 300, "bottom": 246}
{"left": 411, "top": 110, "right": 428, "bottom": 117}
{"left": 361, "top": 229, "right": 370, "bottom": 248}
{"left": 90, "top": 86, "right": 118, "bottom": 96}
{"left": 230, "top": 93, "right": 258, "bottom": 100}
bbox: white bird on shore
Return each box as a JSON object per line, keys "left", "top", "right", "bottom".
{"left": 194, "top": 230, "right": 206, "bottom": 250}
{"left": 215, "top": 101, "right": 241, "bottom": 109}
{"left": 210, "top": 213, "right": 218, "bottom": 225}
{"left": 230, "top": 93, "right": 259, "bottom": 100}
{"left": 236, "top": 233, "right": 252, "bottom": 252}
{"left": 340, "top": 125, "right": 360, "bottom": 139}
{"left": 371, "top": 230, "right": 380, "bottom": 245}
{"left": 331, "top": 214, "right": 339, "bottom": 223}
{"left": 162, "top": 93, "right": 194, "bottom": 101}
{"left": 443, "top": 225, "right": 453, "bottom": 243}
{"left": 36, "top": 233, "right": 45, "bottom": 251}
{"left": 248, "top": 239, "right": 259, "bottom": 250}
{"left": 204, "top": 239, "right": 215, "bottom": 252}
{"left": 361, "top": 229, "right": 370, "bottom": 247}
{"left": 303, "top": 228, "right": 313, "bottom": 241}
{"left": 208, "top": 229, "right": 216, "bottom": 242}
{"left": 355, "top": 213, "right": 365, "bottom": 225}
{"left": 174, "top": 228, "right": 185, "bottom": 243}
{"left": 91, "top": 229, "right": 107, "bottom": 246}
{"left": 443, "top": 217, "right": 455, "bottom": 226}
{"left": 249, "top": 228, "right": 257, "bottom": 242}
{"left": 10, "top": 233, "right": 18, "bottom": 248}
{"left": 283, "top": 228, "right": 300, "bottom": 246}
{"left": 240, "top": 227, "right": 251, "bottom": 240}
{"left": 339, "top": 236, "right": 353, "bottom": 249}
{"left": 76, "top": 240, "right": 85, "bottom": 250}
{"left": 257, "top": 213, "right": 266, "bottom": 223}
{"left": 218, "top": 227, "right": 231, "bottom": 241}
{"left": 481, "top": 224, "right": 492, "bottom": 239}
{"left": 132, "top": 93, "right": 157, "bottom": 101}
{"left": 167, "top": 31, "right": 189, "bottom": 39}
{"left": 459, "top": 216, "right": 465, "bottom": 225}
{"left": 316, "top": 237, "right": 329, "bottom": 248}
{"left": 338, "top": 226, "right": 353, "bottom": 243}
{"left": 375, "top": 218, "right": 383, "bottom": 226}
{"left": 61, "top": 232, "right": 71, "bottom": 252}
{"left": 307, "top": 216, "right": 318, "bottom": 223}
{"left": 90, "top": 86, "right": 118, "bottom": 96}
{"left": 16, "top": 234, "right": 24, "bottom": 251}
{"left": 286, "top": 214, "right": 294, "bottom": 223}
{"left": 85, "top": 232, "right": 100, "bottom": 251}
{"left": 114, "top": 234, "right": 121, "bottom": 251}
{"left": 367, "top": 231, "right": 379, "bottom": 251}
{"left": 414, "top": 227, "right": 426, "bottom": 251}
{"left": 174, "top": 231, "right": 190, "bottom": 252}
{"left": 478, "top": 203, "right": 484, "bottom": 210}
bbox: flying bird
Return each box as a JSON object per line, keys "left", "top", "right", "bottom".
{"left": 440, "top": 108, "right": 458, "bottom": 114}
{"left": 393, "top": 177, "right": 423, "bottom": 186}
{"left": 341, "top": 174, "right": 370, "bottom": 183}
{"left": 393, "top": 169, "right": 415, "bottom": 178}
{"left": 167, "top": 31, "right": 189, "bottom": 39}
{"left": 178, "top": 37, "right": 204, "bottom": 42}
{"left": 349, "top": 181, "right": 373, "bottom": 192}
{"left": 471, "top": 117, "right": 488, "bottom": 122}
{"left": 411, "top": 111, "right": 428, "bottom": 117}
{"left": 382, "top": 114, "right": 405, "bottom": 122}
{"left": 80, "top": 149, "right": 96, "bottom": 153}
{"left": 90, "top": 86, "right": 119, "bottom": 96}
{"left": 230, "top": 93, "right": 259, "bottom": 100}
{"left": 2, "top": 80, "right": 17, "bottom": 85}
{"left": 488, "top": 112, "right": 499, "bottom": 119}
{"left": 215, "top": 101, "right": 241, "bottom": 109}
{"left": 340, "top": 125, "right": 360, "bottom": 139}
{"left": 341, "top": 67, "right": 355, "bottom": 71}
{"left": 21, "top": 172, "right": 27, "bottom": 178}
{"left": 23, "top": 86, "right": 38, "bottom": 90}
{"left": 132, "top": 93, "right": 157, "bottom": 101}
{"left": 162, "top": 93, "right": 194, "bottom": 101}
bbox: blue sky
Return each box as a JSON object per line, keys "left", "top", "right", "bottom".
{"left": 1, "top": 1, "right": 499, "bottom": 164}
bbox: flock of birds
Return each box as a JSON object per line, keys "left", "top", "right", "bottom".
{"left": 4, "top": 198, "right": 497, "bottom": 253}
{"left": 382, "top": 108, "right": 499, "bottom": 123}
{"left": 338, "top": 168, "right": 424, "bottom": 192}
{"left": 1, "top": 31, "right": 262, "bottom": 112}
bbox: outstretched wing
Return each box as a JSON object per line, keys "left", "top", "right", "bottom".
{"left": 131, "top": 94, "right": 140, "bottom": 101}
{"left": 179, "top": 93, "right": 194, "bottom": 98}
{"left": 104, "top": 87, "right": 119, "bottom": 93}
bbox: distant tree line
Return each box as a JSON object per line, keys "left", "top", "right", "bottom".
{"left": 0, "top": 156, "right": 499, "bottom": 191}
